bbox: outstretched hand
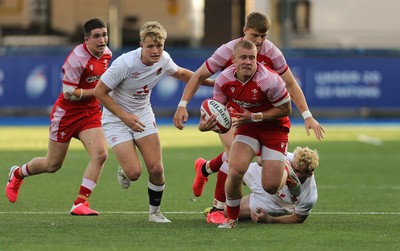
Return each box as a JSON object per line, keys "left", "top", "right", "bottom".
{"left": 304, "top": 117, "right": 325, "bottom": 141}
{"left": 173, "top": 107, "right": 188, "bottom": 130}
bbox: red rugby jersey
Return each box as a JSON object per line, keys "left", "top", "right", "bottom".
{"left": 56, "top": 43, "right": 112, "bottom": 110}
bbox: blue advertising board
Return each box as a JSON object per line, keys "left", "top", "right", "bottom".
{"left": 0, "top": 52, "right": 399, "bottom": 112}
{"left": 288, "top": 57, "right": 399, "bottom": 108}
{"left": 0, "top": 55, "right": 63, "bottom": 108}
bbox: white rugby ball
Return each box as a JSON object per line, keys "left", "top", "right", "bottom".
{"left": 200, "top": 98, "right": 232, "bottom": 134}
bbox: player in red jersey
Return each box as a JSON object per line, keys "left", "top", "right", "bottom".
{"left": 173, "top": 12, "right": 324, "bottom": 223}
{"left": 203, "top": 40, "right": 295, "bottom": 228}
{"left": 5, "top": 18, "right": 112, "bottom": 216}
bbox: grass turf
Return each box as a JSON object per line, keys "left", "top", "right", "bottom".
{"left": 0, "top": 125, "right": 400, "bottom": 250}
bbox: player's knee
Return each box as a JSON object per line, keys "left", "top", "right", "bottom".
{"left": 94, "top": 149, "right": 108, "bottom": 165}
{"left": 148, "top": 163, "right": 164, "bottom": 178}
{"left": 229, "top": 166, "right": 246, "bottom": 179}
{"left": 46, "top": 162, "right": 63, "bottom": 173}
{"left": 262, "top": 184, "right": 280, "bottom": 195}
{"left": 125, "top": 168, "right": 141, "bottom": 181}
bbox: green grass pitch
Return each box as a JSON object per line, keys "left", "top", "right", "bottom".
{"left": 0, "top": 124, "right": 400, "bottom": 251}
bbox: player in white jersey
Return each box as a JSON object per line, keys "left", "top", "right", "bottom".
{"left": 205, "top": 146, "right": 319, "bottom": 224}
{"left": 95, "top": 21, "right": 212, "bottom": 223}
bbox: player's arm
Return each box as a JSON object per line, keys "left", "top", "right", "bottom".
{"left": 63, "top": 84, "right": 85, "bottom": 101}
{"left": 251, "top": 208, "right": 308, "bottom": 224}
{"left": 232, "top": 94, "right": 292, "bottom": 127}
{"left": 173, "top": 64, "right": 212, "bottom": 130}
{"left": 266, "top": 212, "right": 308, "bottom": 224}
{"left": 281, "top": 68, "right": 325, "bottom": 140}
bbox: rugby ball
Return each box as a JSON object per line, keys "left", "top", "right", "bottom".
{"left": 200, "top": 99, "right": 232, "bottom": 134}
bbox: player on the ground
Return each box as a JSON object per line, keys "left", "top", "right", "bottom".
{"left": 94, "top": 21, "right": 212, "bottom": 223}
{"left": 204, "top": 146, "right": 319, "bottom": 224}
{"left": 6, "top": 18, "right": 111, "bottom": 215}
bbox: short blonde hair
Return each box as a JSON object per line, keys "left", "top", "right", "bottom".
{"left": 233, "top": 40, "right": 257, "bottom": 55}
{"left": 140, "top": 21, "right": 167, "bottom": 43}
{"left": 293, "top": 147, "right": 319, "bottom": 173}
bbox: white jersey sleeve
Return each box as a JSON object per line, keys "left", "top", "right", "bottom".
{"left": 100, "top": 54, "right": 132, "bottom": 90}
{"left": 294, "top": 175, "right": 318, "bottom": 215}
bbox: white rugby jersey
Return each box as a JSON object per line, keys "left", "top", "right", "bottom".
{"left": 100, "top": 48, "right": 178, "bottom": 123}
{"left": 244, "top": 156, "right": 318, "bottom": 216}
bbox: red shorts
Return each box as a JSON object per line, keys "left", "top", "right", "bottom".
{"left": 49, "top": 104, "right": 102, "bottom": 143}
{"left": 236, "top": 123, "right": 289, "bottom": 154}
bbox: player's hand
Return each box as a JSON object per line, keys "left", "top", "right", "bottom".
{"left": 251, "top": 208, "right": 268, "bottom": 223}
{"left": 232, "top": 108, "right": 252, "bottom": 127}
{"left": 198, "top": 112, "right": 217, "bottom": 132}
{"left": 122, "top": 114, "right": 145, "bottom": 132}
{"left": 173, "top": 106, "right": 188, "bottom": 130}
{"left": 304, "top": 117, "right": 325, "bottom": 141}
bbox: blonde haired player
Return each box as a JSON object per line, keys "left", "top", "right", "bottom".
{"left": 238, "top": 146, "right": 319, "bottom": 224}
{"left": 95, "top": 21, "right": 212, "bottom": 223}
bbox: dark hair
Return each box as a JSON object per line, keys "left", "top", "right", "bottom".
{"left": 83, "top": 18, "right": 107, "bottom": 37}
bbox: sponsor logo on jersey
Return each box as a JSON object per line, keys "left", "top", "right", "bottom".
{"left": 131, "top": 72, "right": 140, "bottom": 78}
{"left": 86, "top": 75, "right": 101, "bottom": 83}
{"left": 231, "top": 98, "right": 260, "bottom": 109}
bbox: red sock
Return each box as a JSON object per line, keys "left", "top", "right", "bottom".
{"left": 226, "top": 204, "right": 240, "bottom": 220}
{"left": 74, "top": 197, "right": 86, "bottom": 206}
{"left": 214, "top": 170, "right": 227, "bottom": 202}
{"left": 14, "top": 168, "right": 24, "bottom": 180}
{"left": 74, "top": 186, "right": 92, "bottom": 205}
{"left": 209, "top": 152, "right": 224, "bottom": 173}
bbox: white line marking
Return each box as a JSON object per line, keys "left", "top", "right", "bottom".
{"left": 357, "top": 134, "right": 382, "bottom": 145}
{"left": 313, "top": 212, "right": 400, "bottom": 215}
{"left": 318, "top": 185, "right": 400, "bottom": 189}
{"left": 0, "top": 211, "right": 399, "bottom": 215}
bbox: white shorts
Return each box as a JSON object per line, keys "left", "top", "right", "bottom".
{"left": 243, "top": 163, "right": 292, "bottom": 216}
{"left": 102, "top": 106, "right": 158, "bottom": 148}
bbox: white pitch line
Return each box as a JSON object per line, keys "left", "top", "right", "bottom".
{"left": 357, "top": 134, "right": 383, "bottom": 146}
{"left": 312, "top": 212, "right": 400, "bottom": 215}
{"left": 0, "top": 211, "right": 400, "bottom": 215}
{"left": 318, "top": 185, "right": 400, "bottom": 189}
